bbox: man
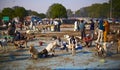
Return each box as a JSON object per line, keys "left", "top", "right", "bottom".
{"left": 57, "top": 20, "right": 61, "bottom": 32}
{"left": 74, "top": 20, "right": 78, "bottom": 31}
{"left": 29, "top": 21, "right": 33, "bottom": 30}
{"left": 38, "top": 38, "right": 60, "bottom": 57}
{"left": 7, "top": 20, "right": 16, "bottom": 36}
{"left": 90, "top": 19, "right": 95, "bottom": 40}
{"left": 68, "top": 36, "right": 76, "bottom": 56}
{"left": 83, "top": 34, "right": 92, "bottom": 48}
{"left": 103, "top": 20, "right": 109, "bottom": 42}
{"left": 96, "top": 19, "right": 104, "bottom": 43}
{"left": 79, "top": 20, "right": 85, "bottom": 40}
{"left": 14, "top": 31, "right": 21, "bottom": 41}
{"left": 53, "top": 20, "right": 59, "bottom": 31}
{"left": 117, "top": 38, "right": 120, "bottom": 53}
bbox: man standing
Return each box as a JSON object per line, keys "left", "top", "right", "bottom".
{"left": 53, "top": 20, "right": 58, "bottom": 31}
{"left": 74, "top": 19, "right": 78, "bottom": 31}
{"left": 96, "top": 19, "right": 104, "bottom": 43}
{"left": 29, "top": 21, "right": 33, "bottom": 30}
{"left": 57, "top": 20, "right": 61, "bottom": 32}
{"left": 90, "top": 19, "right": 94, "bottom": 40}
{"left": 79, "top": 20, "right": 85, "bottom": 40}
{"left": 103, "top": 20, "right": 109, "bottom": 42}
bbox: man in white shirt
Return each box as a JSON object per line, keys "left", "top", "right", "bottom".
{"left": 38, "top": 39, "right": 60, "bottom": 57}
{"left": 74, "top": 20, "right": 78, "bottom": 31}
{"left": 53, "top": 20, "right": 59, "bottom": 31}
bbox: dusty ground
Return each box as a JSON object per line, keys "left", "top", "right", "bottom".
{"left": 0, "top": 24, "right": 120, "bottom": 70}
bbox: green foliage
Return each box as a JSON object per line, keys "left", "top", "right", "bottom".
{"left": 87, "top": 3, "right": 109, "bottom": 18}
{"left": 75, "top": 10, "right": 81, "bottom": 17}
{"left": 26, "top": 10, "right": 39, "bottom": 16}
{"left": 77, "top": 0, "right": 120, "bottom": 18}
{"left": 1, "top": 1, "right": 120, "bottom": 19}
{"left": 47, "top": 3, "right": 67, "bottom": 18}
{"left": 0, "top": 13, "right": 2, "bottom": 19}
{"left": 67, "top": 9, "right": 73, "bottom": 17}
{"left": 1, "top": 6, "right": 27, "bottom": 19}
{"left": 14, "top": 6, "right": 26, "bottom": 18}
{"left": 101, "top": 3, "right": 110, "bottom": 18}
{"left": 110, "top": 0, "right": 120, "bottom": 18}
{"left": 26, "top": 10, "right": 46, "bottom": 19}
{"left": 2, "top": 7, "right": 14, "bottom": 19}
{"left": 1, "top": 6, "right": 46, "bottom": 20}
{"left": 26, "top": 10, "right": 39, "bottom": 17}
{"left": 38, "top": 13, "right": 46, "bottom": 19}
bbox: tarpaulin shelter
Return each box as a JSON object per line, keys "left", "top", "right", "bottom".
{"left": 3, "top": 16, "right": 9, "bottom": 21}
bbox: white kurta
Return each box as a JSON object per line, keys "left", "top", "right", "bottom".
{"left": 74, "top": 21, "right": 78, "bottom": 31}
{"left": 29, "top": 21, "right": 33, "bottom": 30}
{"left": 45, "top": 40, "right": 59, "bottom": 52}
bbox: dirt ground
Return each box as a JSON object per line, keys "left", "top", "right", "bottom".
{"left": 0, "top": 24, "right": 120, "bottom": 70}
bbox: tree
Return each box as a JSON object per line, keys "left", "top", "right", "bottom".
{"left": 38, "top": 13, "right": 46, "bottom": 19}
{"left": 30, "top": 11, "right": 39, "bottom": 16}
{"left": 75, "top": 10, "right": 80, "bottom": 17}
{"left": 2, "top": 7, "right": 14, "bottom": 19}
{"left": 76, "top": 8, "right": 89, "bottom": 17}
{"left": 85, "top": 4, "right": 103, "bottom": 18}
{"left": 101, "top": 3, "right": 110, "bottom": 18}
{"left": 67, "top": 9, "right": 73, "bottom": 18}
{"left": 0, "top": 12, "right": 2, "bottom": 19}
{"left": 46, "top": 3, "right": 67, "bottom": 18}
{"left": 77, "top": 0, "right": 120, "bottom": 18}
{"left": 78, "top": 3, "right": 110, "bottom": 18}
{"left": 13, "top": 6, "right": 26, "bottom": 18}
{"left": 26, "top": 10, "right": 39, "bottom": 16}
{"left": 110, "top": 0, "right": 120, "bottom": 18}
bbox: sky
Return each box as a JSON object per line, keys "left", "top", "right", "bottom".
{"left": 0, "top": 0, "right": 109, "bottom": 13}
